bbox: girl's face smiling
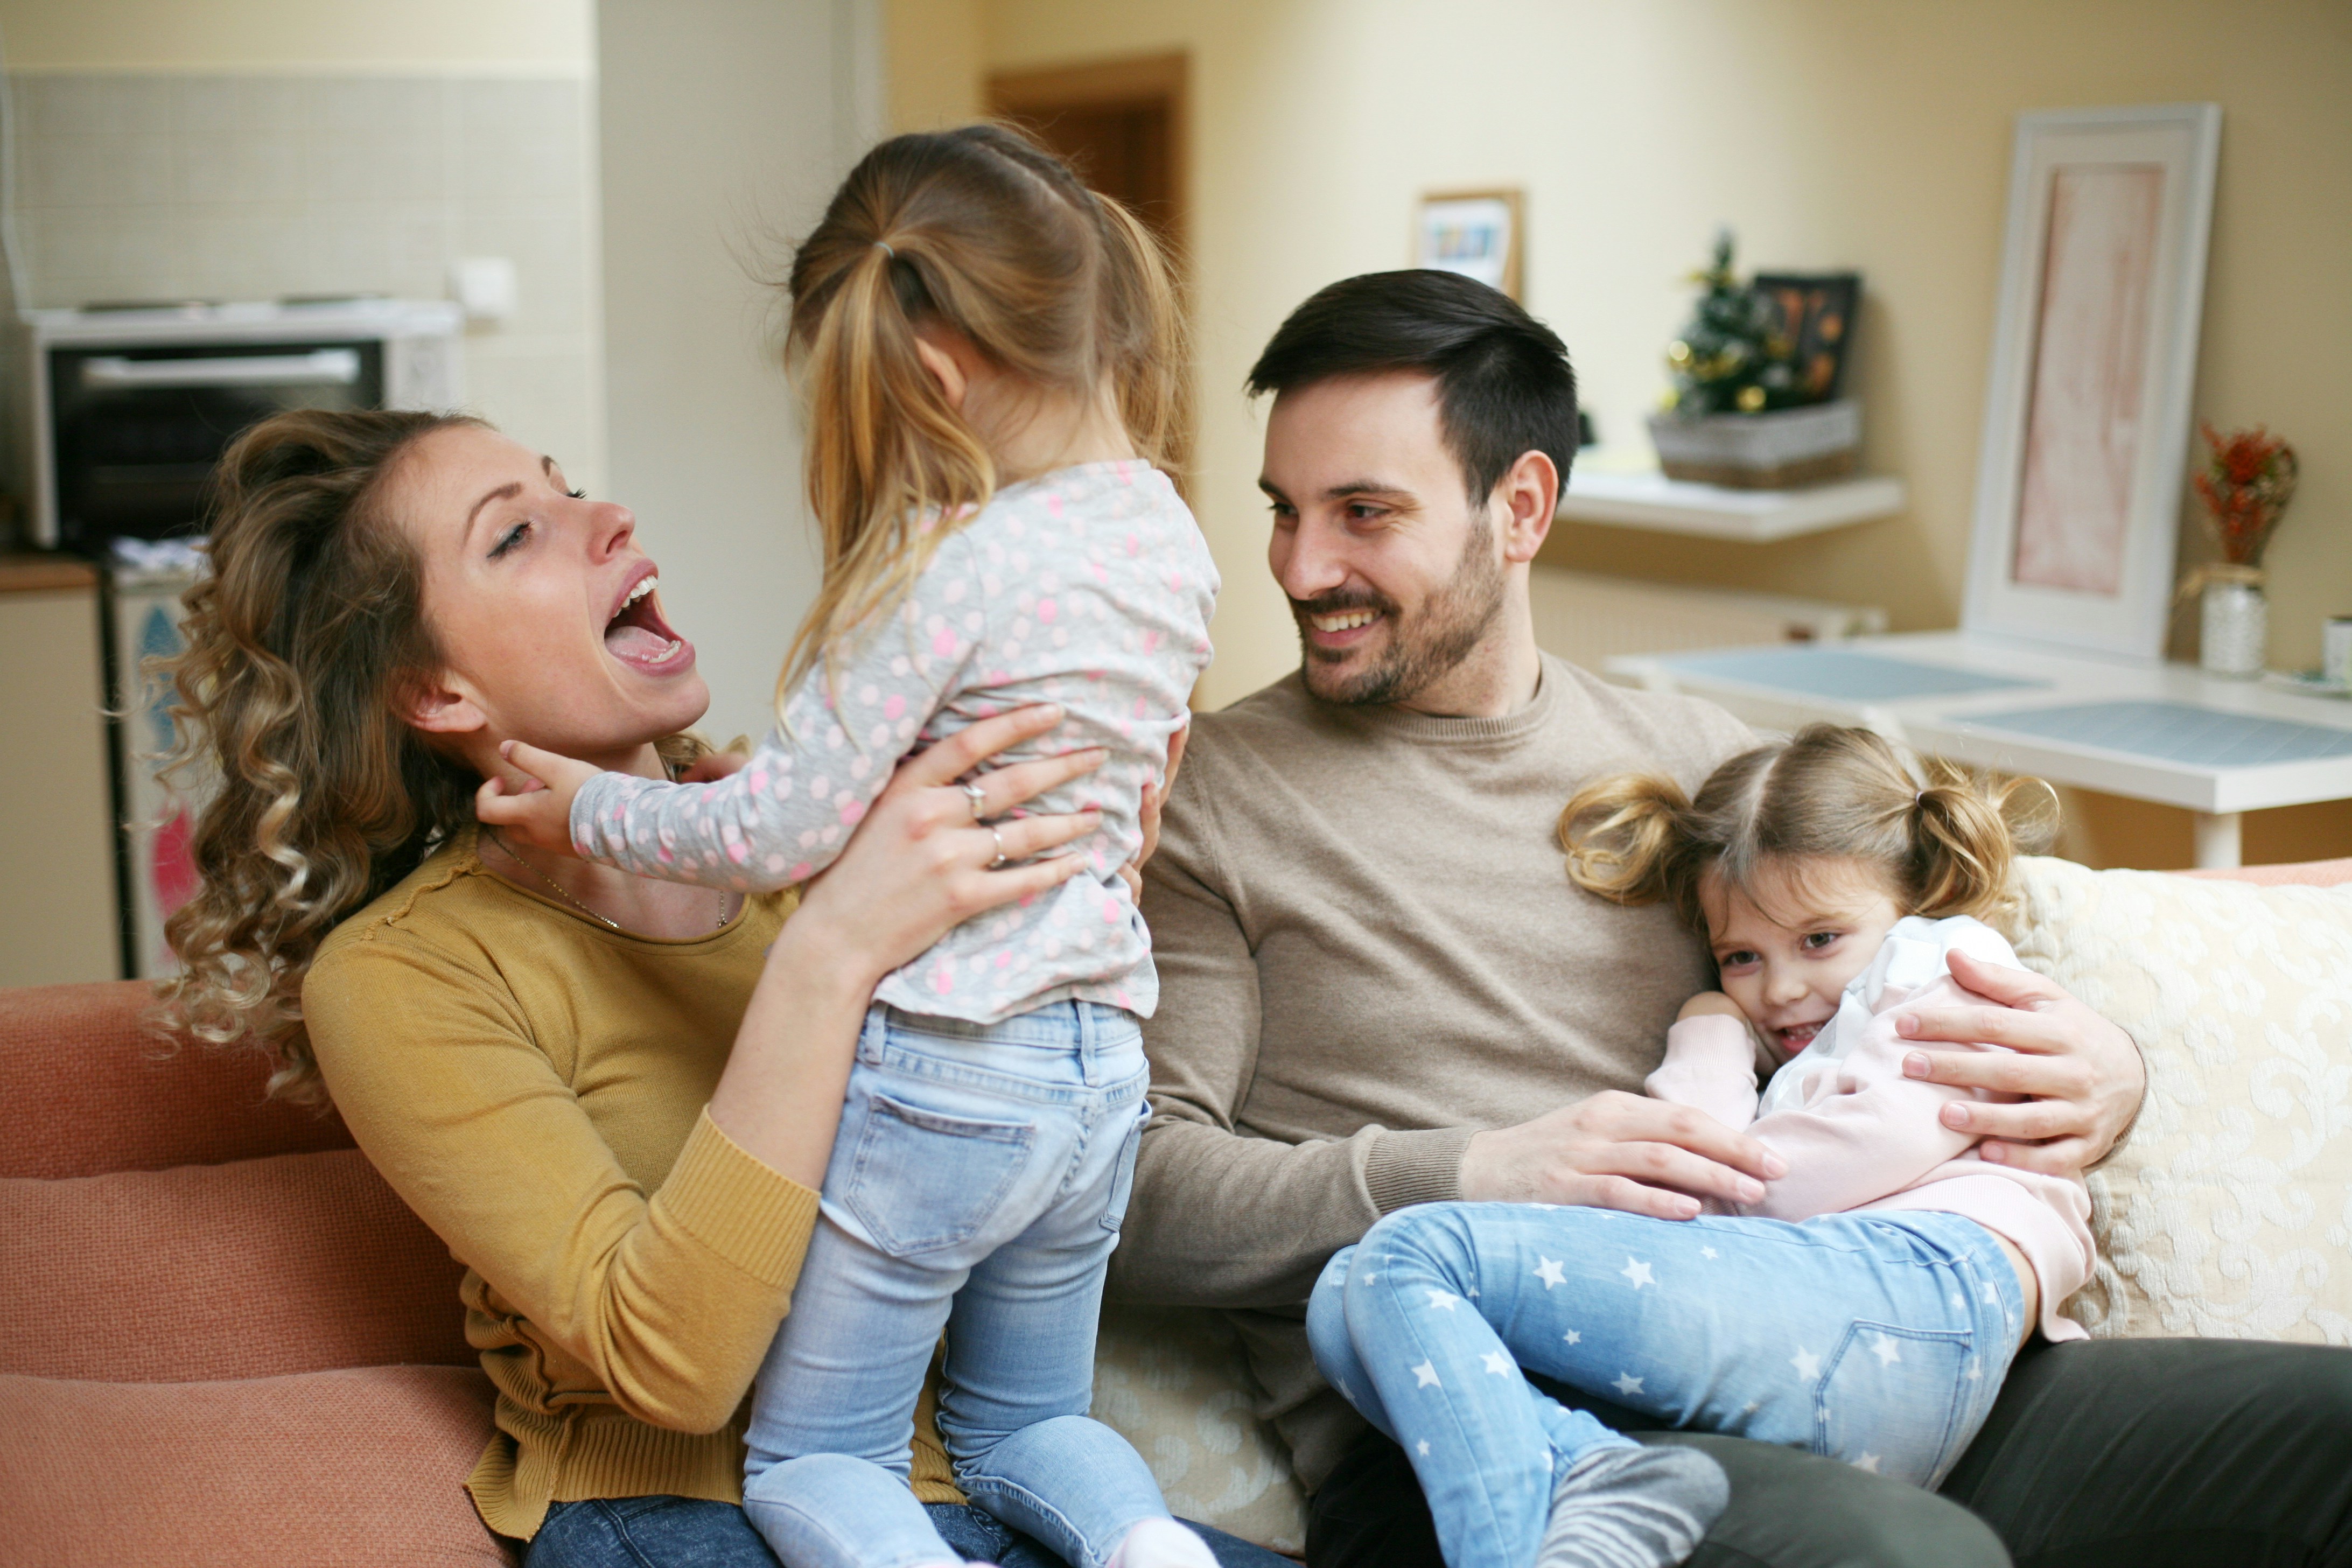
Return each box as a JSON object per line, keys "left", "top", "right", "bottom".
{"left": 1700, "top": 858, "right": 1904, "bottom": 1059}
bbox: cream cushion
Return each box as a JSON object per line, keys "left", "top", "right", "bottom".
{"left": 1091, "top": 1303, "right": 1307, "bottom": 1553}
{"left": 2001, "top": 857, "right": 2352, "bottom": 1343}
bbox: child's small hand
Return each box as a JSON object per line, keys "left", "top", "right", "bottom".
{"left": 475, "top": 739, "right": 599, "bottom": 857}
{"left": 1677, "top": 991, "right": 1748, "bottom": 1024}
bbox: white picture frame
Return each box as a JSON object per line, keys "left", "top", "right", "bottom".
{"left": 1962, "top": 103, "right": 2221, "bottom": 661}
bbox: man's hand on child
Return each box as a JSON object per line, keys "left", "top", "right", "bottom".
{"left": 1895, "top": 948, "right": 2146, "bottom": 1177}
{"left": 475, "top": 739, "right": 599, "bottom": 858}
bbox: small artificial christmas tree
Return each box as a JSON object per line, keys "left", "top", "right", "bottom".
{"left": 1664, "top": 230, "right": 1801, "bottom": 416}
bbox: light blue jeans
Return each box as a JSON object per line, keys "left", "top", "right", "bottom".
{"left": 743, "top": 1000, "right": 1170, "bottom": 1568}
{"left": 1308, "top": 1204, "right": 2023, "bottom": 1568}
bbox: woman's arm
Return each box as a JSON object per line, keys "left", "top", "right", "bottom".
{"left": 707, "top": 705, "right": 1107, "bottom": 1180}
{"left": 313, "top": 706, "right": 1104, "bottom": 1431}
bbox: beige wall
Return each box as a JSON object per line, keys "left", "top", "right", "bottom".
{"left": 890, "top": 0, "right": 2352, "bottom": 865}
{"left": 0, "top": 0, "right": 591, "bottom": 73}
{"left": 599, "top": 0, "right": 883, "bottom": 743}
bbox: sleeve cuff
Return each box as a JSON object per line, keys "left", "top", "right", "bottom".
{"left": 1661, "top": 1014, "right": 1756, "bottom": 1074}
{"left": 1365, "top": 1126, "right": 1473, "bottom": 1213}
{"left": 651, "top": 1108, "right": 823, "bottom": 1290}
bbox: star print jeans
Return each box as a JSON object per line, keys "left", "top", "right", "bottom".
{"left": 1307, "top": 1204, "right": 2023, "bottom": 1568}
{"left": 742, "top": 1000, "right": 1169, "bottom": 1568}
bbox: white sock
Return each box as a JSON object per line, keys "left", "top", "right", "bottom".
{"left": 1535, "top": 1443, "right": 1729, "bottom": 1568}
{"left": 1109, "top": 1516, "right": 1218, "bottom": 1568}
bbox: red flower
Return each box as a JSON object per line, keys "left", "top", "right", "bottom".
{"left": 2192, "top": 424, "right": 2299, "bottom": 568}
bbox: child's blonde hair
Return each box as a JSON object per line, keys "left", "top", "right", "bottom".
{"left": 778, "top": 122, "right": 1184, "bottom": 708}
{"left": 1557, "top": 724, "right": 2057, "bottom": 933}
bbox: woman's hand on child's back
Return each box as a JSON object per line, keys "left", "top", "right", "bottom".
{"left": 476, "top": 739, "right": 600, "bottom": 857}
{"left": 1894, "top": 948, "right": 2145, "bottom": 1177}
{"left": 785, "top": 704, "right": 1107, "bottom": 990}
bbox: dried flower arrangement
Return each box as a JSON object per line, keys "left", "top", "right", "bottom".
{"left": 2193, "top": 424, "right": 2299, "bottom": 568}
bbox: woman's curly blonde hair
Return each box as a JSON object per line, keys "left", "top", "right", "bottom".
{"left": 152, "top": 408, "right": 481, "bottom": 1102}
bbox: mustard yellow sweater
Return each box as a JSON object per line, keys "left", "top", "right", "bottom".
{"left": 305, "top": 826, "right": 960, "bottom": 1539}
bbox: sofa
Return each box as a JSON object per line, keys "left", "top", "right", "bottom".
{"left": 5, "top": 857, "right": 2351, "bottom": 1564}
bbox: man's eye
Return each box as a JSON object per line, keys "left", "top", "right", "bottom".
{"left": 489, "top": 521, "right": 530, "bottom": 558}
{"left": 1802, "top": 931, "right": 1840, "bottom": 951}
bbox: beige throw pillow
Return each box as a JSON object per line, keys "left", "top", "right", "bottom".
{"left": 2001, "top": 857, "right": 2352, "bottom": 1344}
{"left": 1091, "top": 1302, "right": 1307, "bottom": 1553}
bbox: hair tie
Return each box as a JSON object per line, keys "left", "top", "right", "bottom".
{"left": 873, "top": 241, "right": 896, "bottom": 258}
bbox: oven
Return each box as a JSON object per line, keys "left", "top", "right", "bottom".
{"left": 5, "top": 298, "right": 463, "bottom": 976}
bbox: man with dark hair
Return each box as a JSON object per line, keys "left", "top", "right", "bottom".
{"left": 1112, "top": 270, "right": 2352, "bottom": 1567}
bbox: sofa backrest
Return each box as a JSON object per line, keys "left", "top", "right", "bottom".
{"left": 0, "top": 979, "right": 472, "bottom": 1382}
{"left": 0, "top": 980, "right": 355, "bottom": 1179}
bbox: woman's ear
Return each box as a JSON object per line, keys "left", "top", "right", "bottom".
{"left": 402, "top": 673, "right": 487, "bottom": 739}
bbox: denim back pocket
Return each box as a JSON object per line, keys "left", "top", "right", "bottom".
{"left": 843, "top": 1092, "right": 1038, "bottom": 1257}
{"left": 1811, "top": 1321, "right": 1972, "bottom": 1486}
{"left": 1099, "top": 1108, "right": 1145, "bottom": 1234}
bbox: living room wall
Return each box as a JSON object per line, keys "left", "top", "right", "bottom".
{"left": 895, "top": 0, "right": 2352, "bottom": 867}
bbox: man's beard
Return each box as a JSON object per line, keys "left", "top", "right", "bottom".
{"left": 1292, "top": 520, "right": 1507, "bottom": 706}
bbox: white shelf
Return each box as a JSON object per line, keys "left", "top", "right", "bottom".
{"left": 1556, "top": 468, "right": 1908, "bottom": 542}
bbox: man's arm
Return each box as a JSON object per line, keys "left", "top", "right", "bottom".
{"left": 1112, "top": 821, "right": 1460, "bottom": 1308}
{"left": 1894, "top": 948, "right": 2146, "bottom": 1175}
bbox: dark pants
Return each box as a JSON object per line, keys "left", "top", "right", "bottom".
{"left": 525, "top": 1496, "right": 1294, "bottom": 1568}
{"left": 1308, "top": 1338, "right": 2352, "bottom": 1568}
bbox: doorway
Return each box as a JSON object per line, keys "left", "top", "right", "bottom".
{"left": 986, "top": 53, "right": 1191, "bottom": 479}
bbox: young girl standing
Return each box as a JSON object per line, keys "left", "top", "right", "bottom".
{"left": 1306, "top": 725, "right": 2094, "bottom": 1568}
{"left": 482, "top": 127, "right": 1219, "bottom": 1568}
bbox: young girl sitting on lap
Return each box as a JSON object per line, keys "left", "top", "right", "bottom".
{"left": 482, "top": 125, "right": 1219, "bottom": 1568}
{"left": 1307, "top": 724, "right": 2091, "bottom": 1568}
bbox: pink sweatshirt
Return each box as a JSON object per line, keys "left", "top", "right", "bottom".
{"left": 1646, "top": 915, "right": 2092, "bottom": 1341}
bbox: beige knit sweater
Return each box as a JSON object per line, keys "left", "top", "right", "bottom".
{"left": 1116, "top": 656, "right": 1753, "bottom": 1487}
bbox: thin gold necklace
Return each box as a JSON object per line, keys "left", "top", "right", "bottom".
{"left": 481, "top": 827, "right": 729, "bottom": 933}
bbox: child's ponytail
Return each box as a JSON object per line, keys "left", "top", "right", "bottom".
{"left": 777, "top": 123, "right": 1182, "bottom": 708}
{"left": 782, "top": 232, "right": 996, "bottom": 702}
{"left": 1909, "top": 759, "right": 2060, "bottom": 922}
{"left": 1558, "top": 773, "right": 1697, "bottom": 909}
{"left": 1556, "top": 724, "right": 2059, "bottom": 936}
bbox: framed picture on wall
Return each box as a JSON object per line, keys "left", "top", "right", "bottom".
{"left": 1416, "top": 188, "right": 1523, "bottom": 301}
{"left": 1962, "top": 103, "right": 2221, "bottom": 661}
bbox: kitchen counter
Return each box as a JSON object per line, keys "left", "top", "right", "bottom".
{"left": 0, "top": 555, "right": 100, "bottom": 593}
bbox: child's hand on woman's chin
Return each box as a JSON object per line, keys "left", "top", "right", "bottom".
{"left": 475, "top": 738, "right": 597, "bottom": 858}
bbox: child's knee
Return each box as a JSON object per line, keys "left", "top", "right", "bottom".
{"left": 1307, "top": 1247, "right": 1355, "bottom": 1360}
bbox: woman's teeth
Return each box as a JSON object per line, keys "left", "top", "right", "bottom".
{"left": 1311, "top": 610, "right": 1378, "bottom": 632}
{"left": 620, "top": 574, "right": 657, "bottom": 612}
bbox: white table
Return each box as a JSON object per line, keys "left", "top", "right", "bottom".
{"left": 1607, "top": 631, "right": 2352, "bottom": 869}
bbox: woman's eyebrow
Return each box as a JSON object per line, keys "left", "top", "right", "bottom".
{"left": 464, "top": 481, "right": 524, "bottom": 536}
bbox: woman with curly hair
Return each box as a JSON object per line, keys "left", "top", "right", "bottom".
{"left": 153, "top": 407, "right": 1273, "bottom": 1568}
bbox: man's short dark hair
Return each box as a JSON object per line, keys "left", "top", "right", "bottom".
{"left": 1245, "top": 269, "right": 1579, "bottom": 503}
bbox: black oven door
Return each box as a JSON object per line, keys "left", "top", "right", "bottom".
{"left": 50, "top": 338, "right": 386, "bottom": 553}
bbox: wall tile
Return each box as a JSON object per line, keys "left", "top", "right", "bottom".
{"left": 457, "top": 78, "right": 588, "bottom": 204}
{"left": 7, "top": 71, "right": 600, "bottom": 484}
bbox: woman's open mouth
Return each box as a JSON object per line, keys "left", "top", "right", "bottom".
{"left": 605, "top": 571, "right": 695, "bottom": 672}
